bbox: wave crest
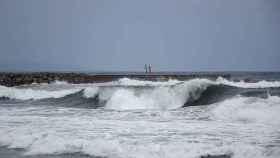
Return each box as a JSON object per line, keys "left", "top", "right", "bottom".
{"left": 82, "top": 78, "right": 213, "bottom": 110}
{"left": 216, "top": 77, "right": 280, "bottom": 88}
{"left": 1, "top": 77, "right": 280, "bottom": 110}
{"left": 0, "top": 85, "right": 81, "bottom": 100}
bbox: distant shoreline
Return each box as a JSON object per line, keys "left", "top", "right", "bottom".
{"left": 0, "top": 72, "right": 230, "bottom": 87}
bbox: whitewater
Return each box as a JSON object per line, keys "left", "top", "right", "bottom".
{"left": 0, "top": 76, "right": 280, "bottom": 158}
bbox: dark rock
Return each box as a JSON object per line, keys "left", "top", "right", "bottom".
{"left": 0, "top": 72, "right": 231, "bottom": 87}
{"left": 200, "top": 154, "right": 232, "bottom": 158}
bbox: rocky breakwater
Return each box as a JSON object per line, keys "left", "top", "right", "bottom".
{"left": 0, "top": 72, "right": 231, "bottom": 87}
{"left": 0, "top": 72, "right": 115, "bottom": 87}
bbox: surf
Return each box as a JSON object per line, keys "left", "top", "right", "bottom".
{"left": 0, "top": 77, "right": 280, "bottom": 110}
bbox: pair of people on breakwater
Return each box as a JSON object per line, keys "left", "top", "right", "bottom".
{"left": 144, "top": 64, "right": 152, "bottom": 73}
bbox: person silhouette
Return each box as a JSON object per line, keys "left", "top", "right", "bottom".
{"left": 148, "top": 64, "right": 152, "bottom": 73}
{"left": 144, "top": 64, "right": 148, "bottom": 73}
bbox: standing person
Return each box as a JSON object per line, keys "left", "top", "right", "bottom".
{"left": 148, "top": 64, "right": 152, "bottom": 73}
{"left": 144, "top": 64, "right": 148, "bottom": 73}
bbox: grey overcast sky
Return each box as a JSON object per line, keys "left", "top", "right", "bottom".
{"left": 0, "top": 0, "right": 279, "bottom": 72}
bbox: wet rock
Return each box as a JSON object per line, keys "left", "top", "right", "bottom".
{"left": 200, "top": 154, "right": 232, "bottom": 158}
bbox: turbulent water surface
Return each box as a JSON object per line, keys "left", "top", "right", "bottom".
{"left": 0, "top": 74, "right": 280, "bottom": 158}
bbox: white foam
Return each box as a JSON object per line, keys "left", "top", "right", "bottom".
{"left": 117, "top": 77, "right": 280, "bottom": 88}
{"left": 26, "top": 139, "right": 266, "bottom": 158}
{"left": 1, "top": 77, "right": 280, "bottom": 103}
{"left": 107, "top": 77, "right": 280, "bottom": 110}
{"left": 51, "top": 80, "right": 69, "bottom": 85}
{"left": 102, "top": 78, "right": 213, "bottom": 110}
{"left": 216, "top": 77, "right": 280, "bottom": 88}
{"left": 116, "top": 78, "right": 182, "bottom": 86}
{"left": 0, "top": 85, "right": 81, "bottom": 100}
{"left": 0, "top": 77, "right": 280, "bottom": 158}
{"left": 0, "top": 103, "right": 279, "bottom": 158}
{"left": 212, "top": 95, "right": 280, "bottom": 125}
{"left": 83, "top": 87, "right": 99, "bottom": 98}
{"left": 81, "top": 77, "right": 280, "bottom": 110}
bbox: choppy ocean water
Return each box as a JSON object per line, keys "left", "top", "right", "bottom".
{"left": 0, "top": 73, "right": 280, "bottom": 158}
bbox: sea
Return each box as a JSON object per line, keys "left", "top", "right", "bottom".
{"left": 0, "top": 72, "right": 280, "bottom": 158}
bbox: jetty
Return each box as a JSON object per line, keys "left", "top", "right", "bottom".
{"left": 0, "top": 72, "right": 230, "bottom": 87}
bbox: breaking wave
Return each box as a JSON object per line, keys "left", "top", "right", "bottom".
{"left": 0, "top": 78, "right": 280, "bottom": 110}
{"left": 0, "top": 85, "right": 81, "bottom": 100}
{"left": 216, "top": 77, "right": 280, "bottom": 88}
{"left": 97, "top": 78, "right": 212, "bottom": 110}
